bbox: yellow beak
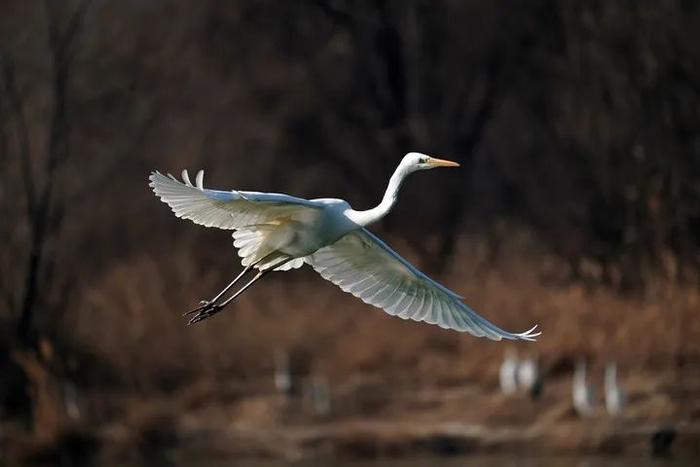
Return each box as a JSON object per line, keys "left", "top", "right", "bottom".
{"left": 427, "top": 157, "right": 460, "bottom": 168}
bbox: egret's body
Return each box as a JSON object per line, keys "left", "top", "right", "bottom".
{"left": 149, "top": 152, "right": 540, "bottom": 341}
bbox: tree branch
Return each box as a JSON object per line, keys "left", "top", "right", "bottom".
{"left": 1, "top": 56, "right": 36, "bottom": 217}
{"left": 1, "top": 279, "right": 16, "bottom": 314}
{"left": 18, "top": 1, "right": 90, "bottom": 344}
{"left": 432, "top": 48, "right": 503, "bottom": 273}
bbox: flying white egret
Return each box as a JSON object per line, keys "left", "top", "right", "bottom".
{"left": 149, "top": 152, "right": 540, "bottom": 341}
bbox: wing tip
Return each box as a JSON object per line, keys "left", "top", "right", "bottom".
{"left": 148, "top": 170, "right": 166, "bottom": 192}
{"left": 148, "top": 170, "right": 162, "bottom": 183}
{"left": 148, "top": 169, "right": 177, "bottom": 185}
{"left": 149, "top": 168, "right": 209, "bottom": 194}
{"left": 513, "top": 324, "right": 541, "bottom": 342}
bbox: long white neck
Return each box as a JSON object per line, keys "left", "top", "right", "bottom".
{"left": 348, "top": 163, "right": 411, "bottom": 227}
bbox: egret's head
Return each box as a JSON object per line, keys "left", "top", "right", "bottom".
{"left": 401, "top": 152, "right": 460, "bottom": 172}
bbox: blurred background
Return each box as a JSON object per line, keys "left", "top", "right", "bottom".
{"left": 1, "top": 0, "right": 700, "bottom": 465}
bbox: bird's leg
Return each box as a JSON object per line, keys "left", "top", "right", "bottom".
{"left": 186, "top": 257, "right": 295, "bottom": 325}
{"left": 184, "top": 265, "right": 252, "bottom": 317}
{"left": 187, "top": 269, "right": 269, "bottom": 325}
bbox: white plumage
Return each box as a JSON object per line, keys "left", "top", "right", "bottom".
{"left": 517, "top": 353, "right": 540, "bottom": 395}
{"left": 604, "top": 362, "right": 625, "bottom": 417}
{"left": 149, "top": 152, "right": 540, "bottom": 341}
{"left": 499, "top": 349, "right": 519, "bottom": 395}
{"left": 573, "top": 359, "right": 595, "bottom": 417}
{"left": 308, "top": 229, "right": 534, "bottom": 338}
{"left": 273, "top": 350, "right": 293, "bottom": 396}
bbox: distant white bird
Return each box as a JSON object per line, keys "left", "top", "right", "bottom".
{"left": 573, "top": 359, "right": 595, "bottom": 417}
{"left": 305, "top": 375, "right": 331, "bottom": 416}
{"left": 499, "top": 349, "right": 519, "bottom": 395}
{"left": 62, "top": 379, "right": 81, "bottom": 421}
{"left": 518, "top": 353, "right": 541, "bottom": 399}
{"left": 149, "top": 152, "right": 540, "bottom": 341}
{"left": 273, "top": 350, "right": 293, "bottom": 396}
{"left": 604, "top": 362, "right": 625, "bottom": 416}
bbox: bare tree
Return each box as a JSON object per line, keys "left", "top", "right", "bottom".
{"left": 0, "top": 1, "right": 89, "bottom": 346}
{"left": 0, "top": 0, "right": 158, "bottom": 434}
{"left": 0, "top": 0, "right": 91, "bottom": 435}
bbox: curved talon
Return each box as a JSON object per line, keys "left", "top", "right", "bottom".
{"left": 183, "top": 301, "right": 211, "bottom": 317}
{"left": 188, "top": 314, "right": 205, "bottom": 325}
{"left": 186, "top": 310, "right": 205, "bottom": 323}
{"left": 183, "top": 307, "right": 201, "bottom": 317}
{"left": 187, "top": 305, "right": 222, "bottom": 325}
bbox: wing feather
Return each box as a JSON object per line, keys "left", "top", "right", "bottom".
{"left": 149, "top": 170, "right": 320, "bottom": 230}
{"left": 307, "top": 229, "right": 540, "bottom": 341}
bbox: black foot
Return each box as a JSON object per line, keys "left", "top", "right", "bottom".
{"left": 183, "top": 300, "right": 211, "bottom": 317}
{"left": 184, "top": 301, "right": 223, "bottom": 325}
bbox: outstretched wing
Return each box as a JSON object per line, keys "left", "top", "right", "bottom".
{"left": 307, "top": 229, "right": 540, "bottom": 341}
{"left": 149, "top": 170, "right": 321, "bottom": 230}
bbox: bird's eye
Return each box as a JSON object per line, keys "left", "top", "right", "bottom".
{"left": 420, "top": 157, "right": 428, "bottom": 164}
